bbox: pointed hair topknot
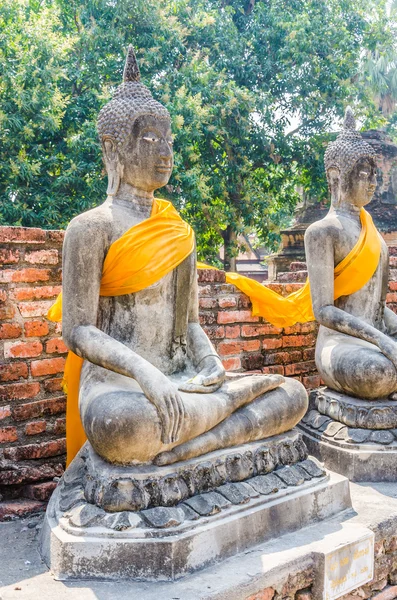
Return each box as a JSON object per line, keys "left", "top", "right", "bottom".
{"left": 123, "top": 44, "right": 140, "bottom": 83}
{"left": 324, "top": 105, "right": 376, "bottom": 186}
{"left": 343, "top": 106, "right": 356, "bottom": 131}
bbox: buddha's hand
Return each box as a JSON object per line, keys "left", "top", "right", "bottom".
{"left": 138, "top": 369, "right": 184, "bottom": 445}
{"left": 179, "top": 355, "right": 225, "bottom": 393}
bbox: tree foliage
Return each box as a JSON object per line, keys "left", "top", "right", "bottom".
{"left": 0, "top": 0, "right": 396, "bottom": 266}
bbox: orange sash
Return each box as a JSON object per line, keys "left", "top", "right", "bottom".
{"left": 48, "top": 199, "right": 195, "bottom": 465}
{"left": 198, "top": 208, "right": 382, "bottom": 328}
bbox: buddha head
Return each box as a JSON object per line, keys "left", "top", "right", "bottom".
{"left": 97, "top": 45, "right": 173, "bottom": 196}
{"left": 325, "top": 107, "right": 377, "bottom": 208}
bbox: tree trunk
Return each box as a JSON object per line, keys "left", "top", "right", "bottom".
{"left": 223, "top": 226, "right": 237, "bottom": 272}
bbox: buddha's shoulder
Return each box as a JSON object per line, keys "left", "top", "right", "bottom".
{"left": 65, "top": 203, "right": 113, "bottom": 240}
{"left": 305, "top": 215, "right": 344, "bottom": 244}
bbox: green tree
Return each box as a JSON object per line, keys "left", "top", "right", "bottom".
{"left": 1, "top": 0, "right": 395, "bottom": 267}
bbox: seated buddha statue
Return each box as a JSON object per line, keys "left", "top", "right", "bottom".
{"left": 305, "top": 107, "right": 397, "bottom": 400}
{"left": 59, "top": 46, "right": 308, "bottom": 467}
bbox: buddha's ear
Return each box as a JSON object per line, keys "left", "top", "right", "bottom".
{"left": 102, "top": 137, "right": 123, "bottom": 196}
{"left": 327, "top": 167, "right": 341, "bottom": 204}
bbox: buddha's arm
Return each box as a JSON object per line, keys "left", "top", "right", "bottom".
{"left": 384, "top": 307, "right": 397, "bottom": 337}
{"left": 178, "top": 253, "right": 226, "bottom": 392}
{"left": 305, "top": 224, "right": 397, "bottom": 366}
{"left": 61, "top": 217, "right": 184, "bottom": 444}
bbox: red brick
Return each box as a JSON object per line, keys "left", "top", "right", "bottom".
{"left": 303, "top": 348, "right": 315, "bottom": 361}
{"left": 0, "top": 426, "right": 18, "bottom": 443}
{"left": 222, "top": 357, "right": 241, "bottom": 371}
{"left": 389, "top": 281, "right": 397, "bottom": 292}
{"left": 218, "top": 310, "right": 259, "bottom": 324}
{"left": 282, "top": 334, "right": 316, "bottom": 348}
{"left": 218, "top": 296, "right": 237, "bottom": 308}
{"left": 0, "top": 323, "right": 22, "bottom": 339}
{"left": 54, "top": 417, "right": 66, "bottom": 434}
{"left": 262, "top": 338, "right": 283, "bottom": 350}
{"left": 23, "top": 481, "right": 57, "bottom": 501}
{"left": 302, "top": 375, "right": 321, "bottom": 389}
{"left": 0, "top": 381, "right": 40, "bottom": 402}
{"left": 0, "top": 500, "right": 46, "bottom": 522}
{"left": 238, "top": 294, "right": 251, "bottom": 308}
{"left": 12, "top": 397, "right": 66, "bottom": 421}
{"left": 225, "top": 325, "right": 240, "bottom": 339}
{"left": 0, "top": 405, "right": 11, "bottom": 420}
{"left": 24, "top": 320, "right": 49, "bottom": 337}
{"left": 4, "top": 438, "right": 66, "bottom": 461}
{"left": 47, "top": 230, "right": 65, "bottom": 243}
{"left": 45, "top": 337, "right": 68, "bottom": 354}
{"left": 198, "top": 268, "right": 226, "bottom": 283}
{"left": 372, "top": 586, "right": 397, "bottom": 600}
{"left": 25, "top": 249, "right": 59, "bottom": 265}
{"left": 12, "top": 285, "right": 61, "bottom": 301}
{"left": 263, "top": 351, "right": 302, "bottom": 366}
{"left": 0, "top": 463, "right": 64, "bottom": 486}
{"left": 0, "top": 226, "right": 46, "bottom": 244}
{"left": 0, "top": 362, "right": 28, "bottom": 382}
{"left": 0, "top": 304, "right": 15, "bottom": 319}
{"left": 0, "top": 289, "right": 6, "bottom": 303}
{"left": 199, "top": 313, "right": 217, "bottom": 326}
{"left": 31, "top": 357, "right": 66, "bottom": 376}
{"left": 218, "top": 339, "right": 260, "bottom": 357}
{"left": 18, "top": 300, "right": 53, "bottom": 317}
{"left": 242, "top": 324, "right": 283, "bottom": 337}
{"left": 285, "top": 361, "right": 316, "bottom": 376}
{"left": 245, "top": 588, "right": 275, "bottom": 600}
{"left": 4, "top": 340, "right": 43, "bottom": 359}
{"left": 262, "top": 366, "right": 284, "bottom": 375}
{"left": 25, "top": 420, "right": 47, "bottom": 435}
{"left": 0, "top": 248, "right": 19, "bottom": 264}
{"left": 199, "top": 298, "right": 217, "bottom": 309}
{"left": 43, "top": 377, "right": 63, "bottom": 392}
{"left": 283, "top": 322, "right": 317, "bottom": 335}
{"left": 0, "top": 268, "right": 50, "bottom": 283}
{"left": 242, "top": 353, "right": 264, "bottom": 370}
{"left": 387, "top": 293, "right": 397, "bottom": 303}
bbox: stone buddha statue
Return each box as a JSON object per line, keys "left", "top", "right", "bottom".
{"left": 300, "top": 108, "right": 397, "bottom": 480}
{"left": 305, "top": 107, "right": 397, "bottom": 400}
{"left": 61, "top": 45, "right": 308, "bottom": 468}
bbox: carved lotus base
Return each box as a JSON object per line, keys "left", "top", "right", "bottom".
{"left": 39, "top": 430, "right": 351, "bottom": 581}
{"left": 299, "top": 388, "right": 397, "bottom": 481}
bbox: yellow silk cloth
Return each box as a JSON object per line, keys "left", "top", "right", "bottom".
{"left": 198, "top": 208, "right": 381, "bottom": 328}
{"left": 47, "top": 199, "right": 195, "bottom": 465}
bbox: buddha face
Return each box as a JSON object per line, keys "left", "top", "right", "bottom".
{"left": 103, "top": 114, "right": 174, "bottom": 194}
{"left": 329, "top": 157, "right": 377, "bottom": 208}
{"left": 346, "top": 158, "right": 377, "bottom": 207}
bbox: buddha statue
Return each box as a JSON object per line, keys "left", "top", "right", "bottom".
{"left": 304, "top": 107, "right": 397, "bottom": 401}
{"left": 59, "top": 45, "right": 308, "bottom": 468}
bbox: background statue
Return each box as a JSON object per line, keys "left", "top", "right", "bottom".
{"left": 305, "top": 107, "right": 397, "bottom": 400}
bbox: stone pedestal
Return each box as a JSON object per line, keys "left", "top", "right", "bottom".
{"left": 40, "top": 429, "right": 351, "bottom": 581}
{"left": 299, "top": 387, "right": 397, "bottom": 482}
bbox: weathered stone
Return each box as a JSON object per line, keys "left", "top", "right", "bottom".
{"left": 179, "top": 503, "right": 200, "bottom": 520}
{"left": 249, "top": 475, "right": 279, "bottom": 495}
{"left": 103, "top": 511, "right": 142, "bottom": 531}
{"left": 59, "top": 487, "right": 85, "bottom": 512}
{"left": 141, "top": 506, "right": 185, "bottom": 528}
{"left": 347, "top": 429, "right": 371, "bottom": 444}
{"left": 216, "top": 483, "right": 251, "bottom": 504}
{"left": 183, "top": 494, "right": 222, "bottom": 516}
{"left": 239, "top": 481, "right": 260, "bottom": 498}
{"left": 69, "top": 504, "right": 105, "bottom": 528}
{"left": 276, "top": 466, "right": 305, "bottom": 487}
{"left": 370, "top": 431, "right": 395, "bottom": 445}
{"left": 299, "top": 459, "right": 325, "bottom": 478}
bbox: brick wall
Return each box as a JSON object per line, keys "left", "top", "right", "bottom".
{"left": 1, "top": 225, "right": 397, "bottom": 517}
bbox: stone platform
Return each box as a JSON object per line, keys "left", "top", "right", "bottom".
{"left": 299, "top": 388, "right": 397, "bottom": 482}
{"left": 40, "top": 430, "right": 351, "bottom": 581}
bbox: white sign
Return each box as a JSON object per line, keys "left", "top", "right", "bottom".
{"left": 323, "top": 531, "right": 374, "bottom": 600}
